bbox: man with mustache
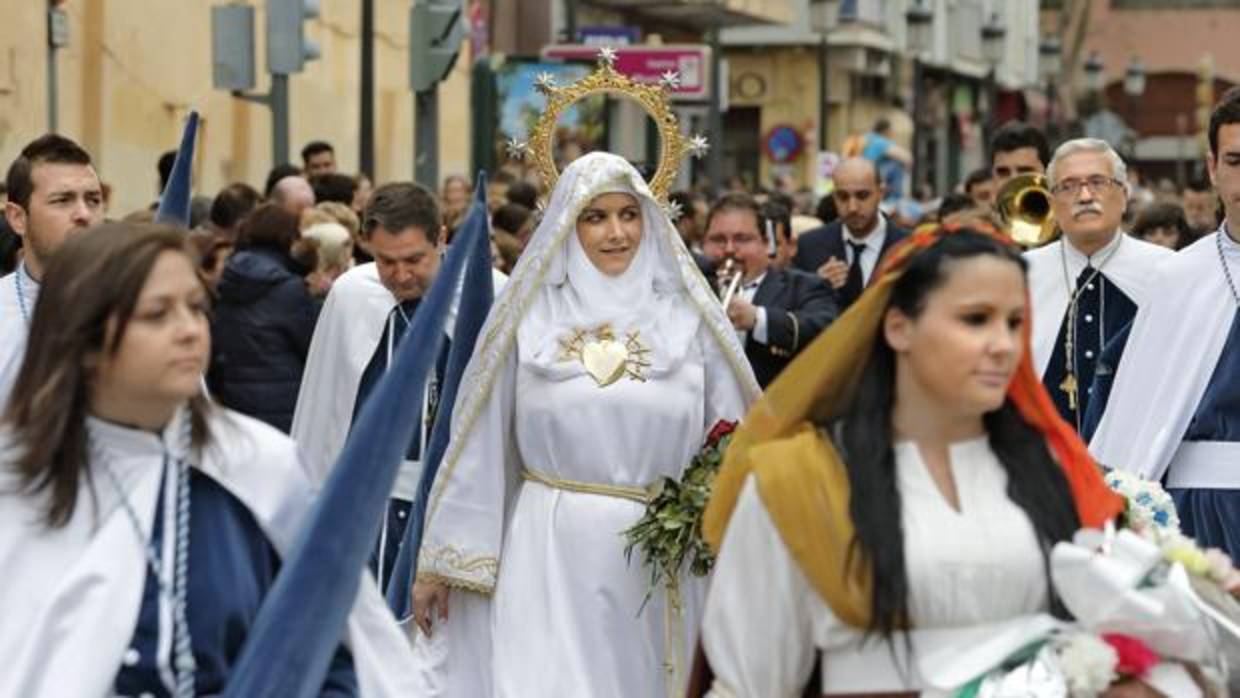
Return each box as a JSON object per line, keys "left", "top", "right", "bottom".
{"left": 1025, "top": 138, "right": 1171, "bottom": 435}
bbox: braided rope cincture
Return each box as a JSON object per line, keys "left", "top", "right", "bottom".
{"left": 171, "top": 410, "right": 196, "bottom": 697}
{"left": 92, "top": 410, "right": 197, "bottom": 697}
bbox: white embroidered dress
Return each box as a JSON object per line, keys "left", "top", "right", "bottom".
{"left": 413, "top": 153, "right": 760, "bottom": 697}
{"left": 702, "top": 437, "right": 1051, "bottom": 697}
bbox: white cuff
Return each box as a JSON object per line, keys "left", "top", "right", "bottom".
{"left": 751, "top": 306, "right": 769, "bottom": 345}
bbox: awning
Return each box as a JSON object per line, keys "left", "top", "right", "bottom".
{"left": 581, "top": 0, "right": 794, "bottom": 29}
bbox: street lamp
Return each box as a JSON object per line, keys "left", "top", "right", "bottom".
{"left": 980, "top": 12, "right": 1006, "bottom": 153}
{"left": 809, "top": 1, "right": 839, "bottom": 154}
{"left": 1083, "top": 51, "right": 1105, "bottom": 94}
{"left": 1039, "top": 36, "right": 1063, "bottom": 81}
{"left": 1124, "top": 56, "right": 1147, "bottom": 99}
{"left": 981, "top": 13, "right": 1006, "bottom": 68}
{"left": 1082, "top": 51, "right": 1105, "bottom": 118}
{"left": 1039, "top": 36, "right": 1062, "bottom": 142}
{"left": 905, "top": 0, "right": 933, "bottom": 55}
{"left": 1124, "top": 56, "right": 1146, "bottom": 159}
{"left": 906, "top": 0, "right": 934, "bottom": 195}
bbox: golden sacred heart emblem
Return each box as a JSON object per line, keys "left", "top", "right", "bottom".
{"left": 581, "top": 339, "right": 629, "bottom": 387}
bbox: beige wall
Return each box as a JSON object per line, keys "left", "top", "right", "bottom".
{"left": 0, "top": 0, "right": 472, "bottom": 218}
{"left": 727, "top": 46, "right": 889, "bottom": 188}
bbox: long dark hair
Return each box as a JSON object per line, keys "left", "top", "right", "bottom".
{"left": 4, "top": 222, "right": 212, "bottom": 527}
{"left": 821, "top": 230, "right": 1080, "bottom": 638}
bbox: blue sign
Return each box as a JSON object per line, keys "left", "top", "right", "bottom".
{"left": 764, "top": 125, "right": 804, "bottom": 163}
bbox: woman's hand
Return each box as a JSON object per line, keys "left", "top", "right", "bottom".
{"left": 412, "top": 580, "right": 450, "bottom": 637}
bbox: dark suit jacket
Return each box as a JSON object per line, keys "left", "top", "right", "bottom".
{"left": 744, "top": 267, "right": 838, "bottom": 388}
{"left": 790, "top": 219, "right": 909, "bottom": 310}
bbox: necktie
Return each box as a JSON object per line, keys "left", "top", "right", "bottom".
{"left": 841, "top": 240, "right": 867, "bottom": 305}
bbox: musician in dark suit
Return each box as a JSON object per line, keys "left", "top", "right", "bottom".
{"left": 702, "top": 193, "right": 838, "bottom": 387}
{"left": 791, "top": 157, "right": 908, "bottom": 311}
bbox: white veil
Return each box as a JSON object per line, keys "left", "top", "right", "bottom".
{"left": 423, "top": 150, "right": 758, "bottom": 547}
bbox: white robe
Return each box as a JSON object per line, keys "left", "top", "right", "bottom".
{"left": 1091, "top": 228, "right": 1239, "bottom": 485}
{"left": 0, "top": 407, "right": 419, "bottom": 697}
{"left": 0, "top": 268, "right": 36, "bottom": 411}
{"left": 416, "top": 322, "right": 750, "bottom": 697}
{"left": 411, "top": 151, "right": 760, "bottom": 698}
{"left": 1025, "top": 232, "right": 1171, "bottom": 379}
{"left": 701, "top": 438, "right": 1050, "bottom": 697}
{"left": 290, "top": 262, "right": 507, "bottom": 494}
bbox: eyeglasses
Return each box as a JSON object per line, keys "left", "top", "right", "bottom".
{"left": 1051, "top": 175, "right": 1123, "bottom": 198}
{"left": 703, "top": 232, "right": 762, "bottom": 248}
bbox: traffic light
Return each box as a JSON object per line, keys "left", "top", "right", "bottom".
{"left": 212, "top": 4, "right": 257, "bottom": 91}
{"left": 267, "top": 0, "right": 321, "bottom": 75}
{"left": 410, "top": 0, "right": 464, "bottom": 94}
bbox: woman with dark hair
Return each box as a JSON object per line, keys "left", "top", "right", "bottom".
{"left": 491, "top": 202, "right": 533, "bottom": 272}
{"left": 1132, "top": 201, "right": 1191, "bottom": 250}
{"left": 0, "top": 223, "right": 416, "bottom": 696}
{"left": 208, "top": 202, "right": 320, "bottom": 432}
{"left": 694, "top": 224, "right": 1124, "bottom": 696}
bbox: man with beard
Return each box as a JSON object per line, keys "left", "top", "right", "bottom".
{"left": 0, "top": 134, "right": 104, "bottom": 406}
{"left": 791, "top": 158, "right": 908, "bottom": 311}
{"left": 1025, "top": 138, "right": 1171, "bottom": 437}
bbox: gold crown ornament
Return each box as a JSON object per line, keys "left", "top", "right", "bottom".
{"left": 506, "top": 46, "right": 709, "bottom": 209}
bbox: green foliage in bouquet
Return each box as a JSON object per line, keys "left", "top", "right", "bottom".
{"left": 624, "top": 420, "right": 736, "bottom": 608}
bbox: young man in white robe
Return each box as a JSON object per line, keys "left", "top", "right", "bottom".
{"left": 290, "top": 181, "right": 504, "bottom": 593}
{"left": 1024, "top": 138, "right": 1171, "bottom": 438}
{"left": 1091, "top": 93, "right": 1240, "bottom": 563}
{"left": 0, "top": 134, "right": 104, "bottom": 408}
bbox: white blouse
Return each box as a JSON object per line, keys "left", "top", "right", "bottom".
{"left": 701, "top": 437, "right": 1050, "bottom": 697}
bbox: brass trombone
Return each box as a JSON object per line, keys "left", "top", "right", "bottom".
{"left": 717, "top": 258, "right": 744, "bottom": 309}
{"left": 996, "top": 174, "right": 1058, "bottom": 248}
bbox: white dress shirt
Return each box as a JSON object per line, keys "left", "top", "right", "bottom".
{"left": 843, "top": 216, "right": 888, "bottom": 286}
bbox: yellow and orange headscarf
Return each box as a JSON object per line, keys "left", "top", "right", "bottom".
{"left": 702, "top": 222, "right": 1123, "bottom": 629}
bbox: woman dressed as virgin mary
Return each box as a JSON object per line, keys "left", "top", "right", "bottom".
{"left": 410, "top": 151, "right": 760, "bottom": 697}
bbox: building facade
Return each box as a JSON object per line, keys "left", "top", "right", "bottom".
{"left": 0, "top": 0, "right": 474, "bottom": 217}
{"left": 719, "top": 0, "right": 1041, "bottom": 196}
{"left": 1043, "top": 0, "right": 1240, "bottom": 187}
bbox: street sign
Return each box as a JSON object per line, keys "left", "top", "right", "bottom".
{"left": 542, "top": 44, "right": 711, "bottom": 102}
{"left": 764, "top": 125, "right": 803, "bottom": 164}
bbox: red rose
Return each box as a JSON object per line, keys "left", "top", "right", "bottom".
{"left": 705, "top": 420, "right": 737, "bottom": 448}
{"left": 1102, "top": 633, "right": 1159, "bottom": 678}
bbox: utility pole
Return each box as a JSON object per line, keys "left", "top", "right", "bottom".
{"left": 46, "top": 1, "right": 70, "bottom": 133}
{"left": 707, "top": 17, "right": 724, "bottom": 196}
{"left": 360, "top": 0, "right": 376, "bottom": 177}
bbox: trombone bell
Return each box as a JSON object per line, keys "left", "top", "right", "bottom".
{"left": 996, "top": 174, "right": 1057, "bottom": 248}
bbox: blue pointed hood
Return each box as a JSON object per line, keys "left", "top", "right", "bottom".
{"left": 154, "top": 111, "right": 199, "bottom": 228}
{"left": 223, "top": 177, "right": 490, "bottom": 698}
{"left": 385, "top": 173, "right": 494, "bottom": 617}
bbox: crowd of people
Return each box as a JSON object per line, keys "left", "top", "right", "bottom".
{"left": 3, "top": 80, "right": 1240, "bottom": 696}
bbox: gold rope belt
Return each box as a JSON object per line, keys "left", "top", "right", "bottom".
{"left": 520, "top": 468, "right": 653, "bottom": 504}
